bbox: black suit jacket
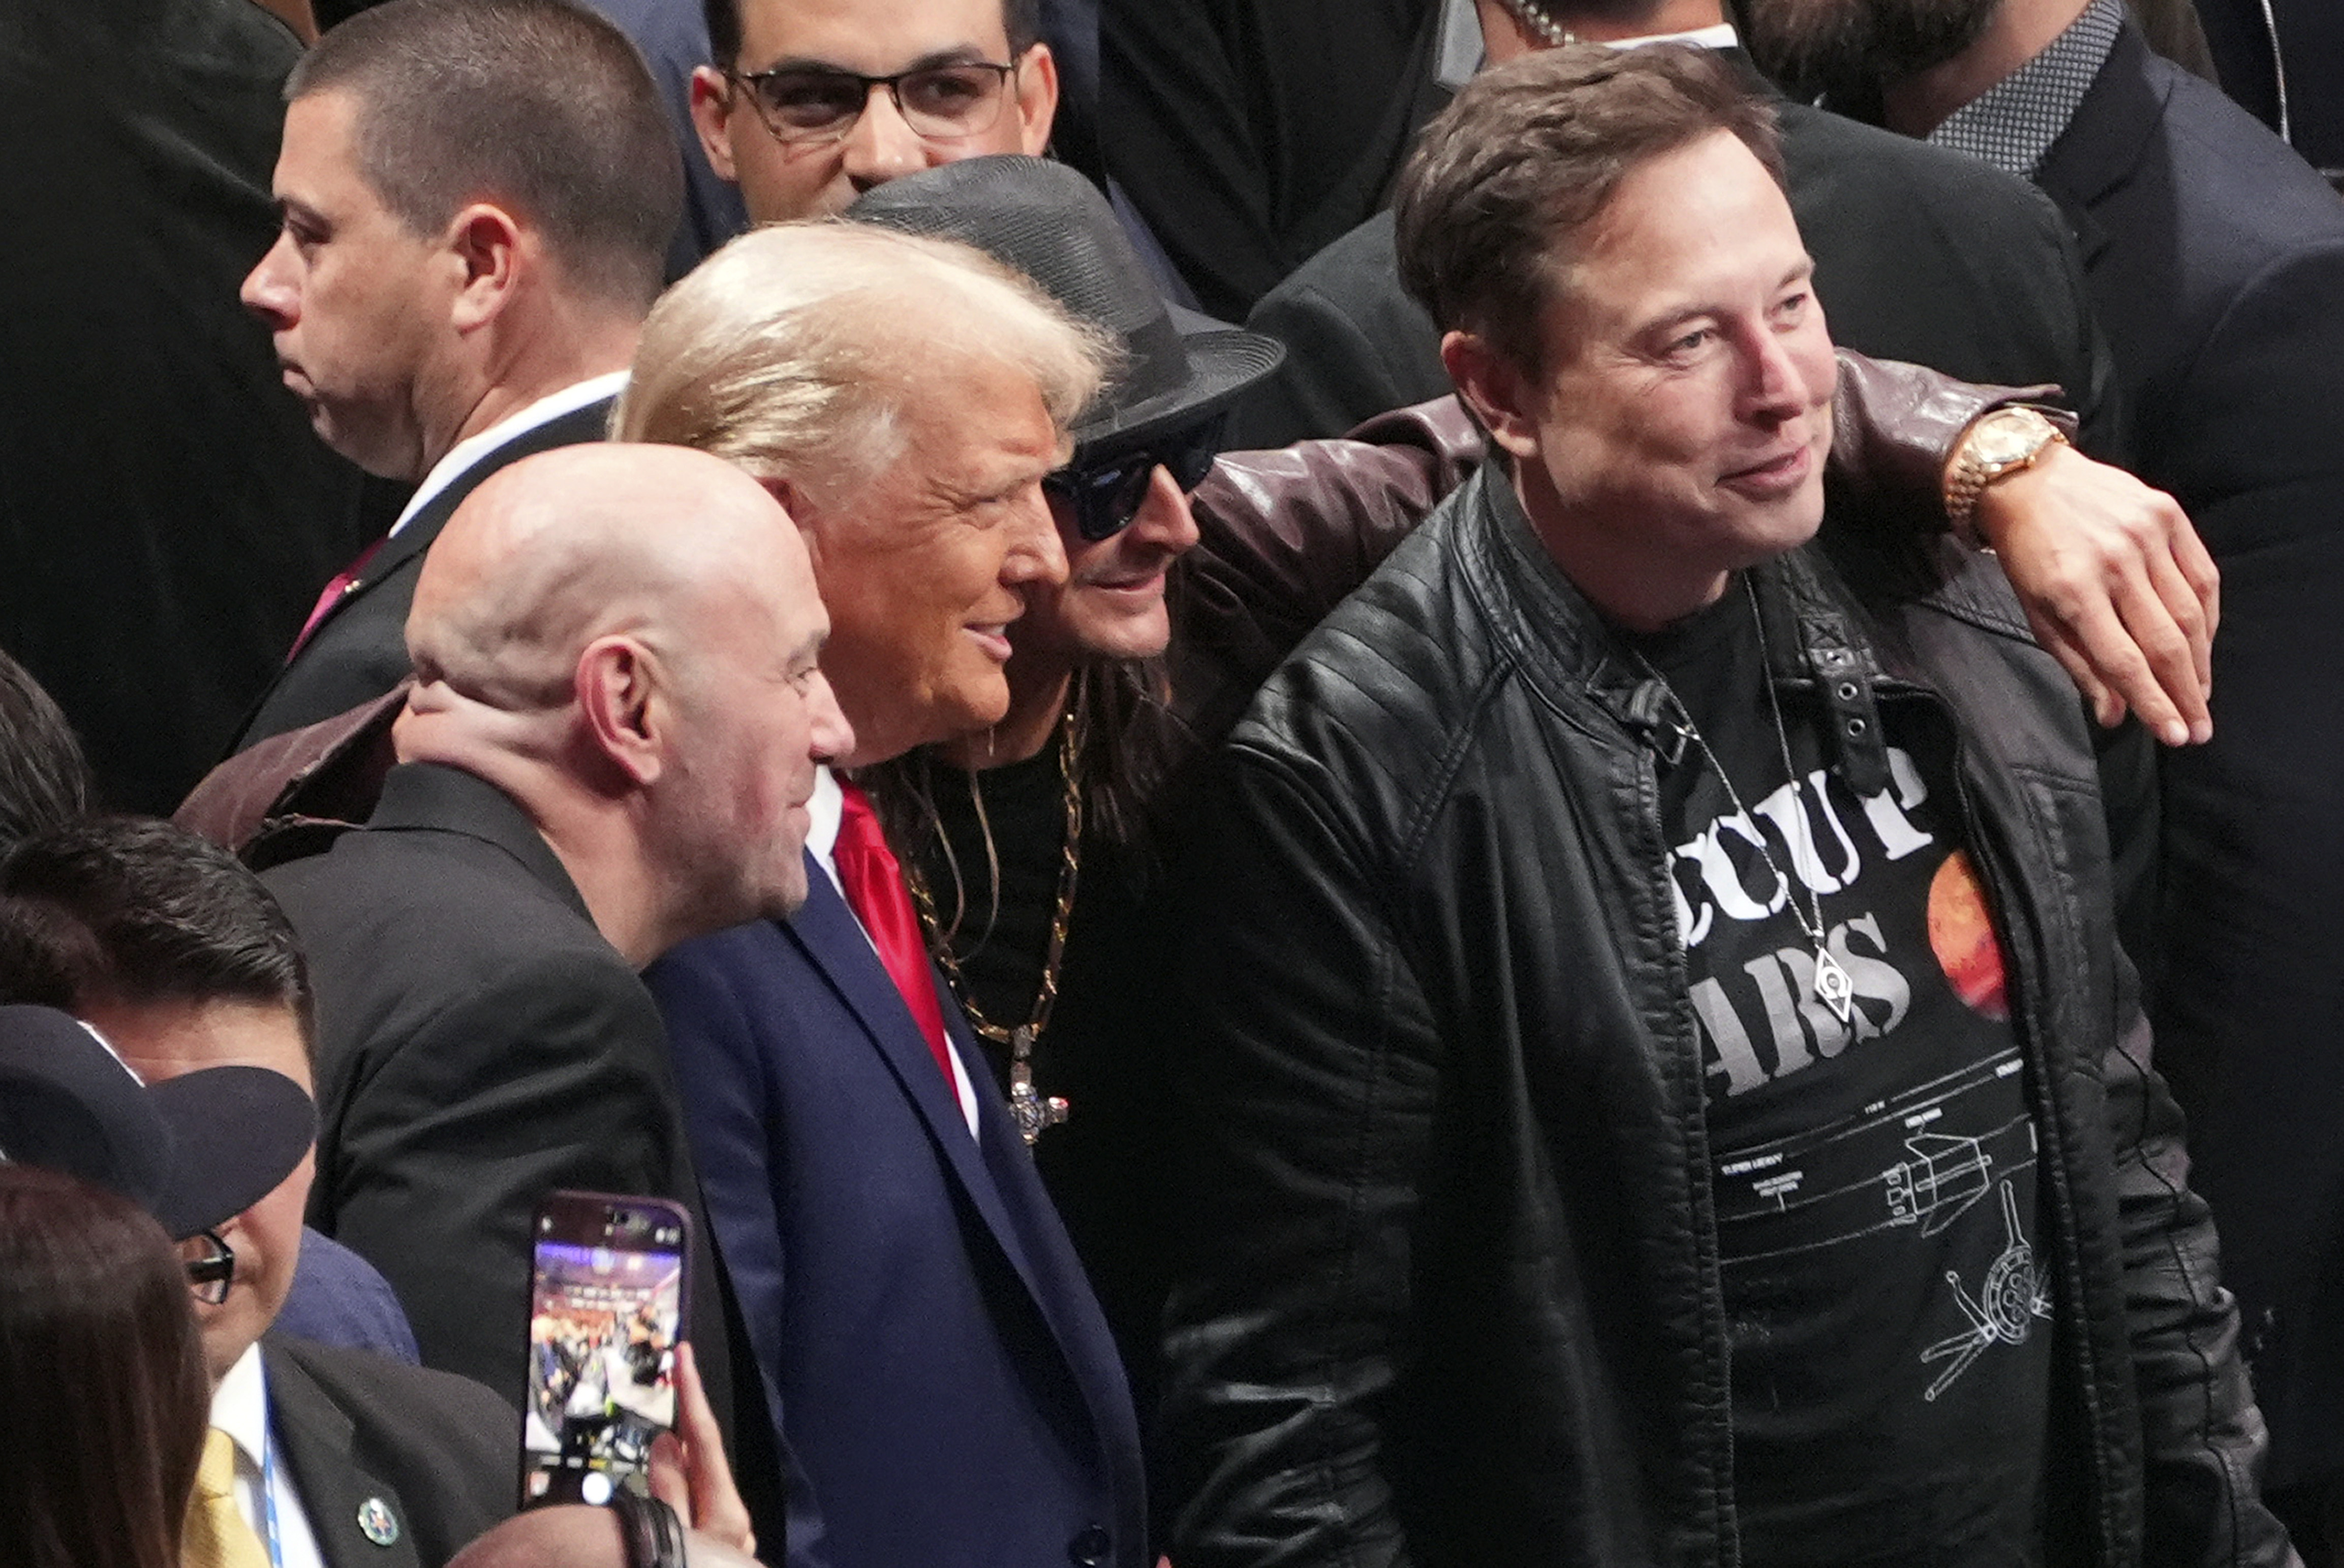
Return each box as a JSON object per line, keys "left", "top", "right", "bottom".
{"left": 2034, "top": 21, "right": 2344, "bottom": 1491}
{"left": 0, "top": 0, "right": 376, "bottom": 813}
{"left": 1228, "top": 76, "right": 2122, "bottom": 459}
{"left": 263, "top": 1334, "right": 516, "bottom": 1568}
{"left": 259, "top": 763, "right": 745, "bottom": 1471}
{"left": 234, "top": 398, "right": 613, "bottom": 750}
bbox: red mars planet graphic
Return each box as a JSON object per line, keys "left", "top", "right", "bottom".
{"left": 1928, "top": 850, "right": 2009, "bottom": 1020}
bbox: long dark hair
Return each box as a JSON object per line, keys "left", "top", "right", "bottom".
{"left": 0, "top": 1163, "right": 210, "bottom": 1568}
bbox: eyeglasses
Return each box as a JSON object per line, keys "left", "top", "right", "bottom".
{"left": 180, "top": 1229, "right": 235, "bottom": 1306}
{"left": 727, "top": 59, "right": 1020, "bottom": 146}
{"left": 1043, "top": 414, "right": 1227, "bottom": 542}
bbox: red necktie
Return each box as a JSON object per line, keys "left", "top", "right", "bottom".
{"left": 289, "top": 536, "right": 386, "bottom": 661}
{"left": 831, "top": 781, "right": 955, "bottom": 1086}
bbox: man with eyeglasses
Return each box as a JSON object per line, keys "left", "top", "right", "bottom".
{"left": 688, "top": 0, "right": 1058, "bottom": 223}
{"left": 0, "top": 820, "right": 517, "bottom": 1568}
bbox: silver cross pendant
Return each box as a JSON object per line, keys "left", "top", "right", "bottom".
{"left": 1008, "top": 1027, "right": 1070, "bottom": 1146}
{"left": 1009, "top": 1073, "right": 1071, "bottom": 1146}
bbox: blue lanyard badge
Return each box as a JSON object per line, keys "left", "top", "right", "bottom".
{"left": 258, "top": 1427, "right": 287, "bottom": 1568}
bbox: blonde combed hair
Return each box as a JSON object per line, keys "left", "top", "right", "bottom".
{"left": 614, "top": 221, "right": 1116, "bottom": 509}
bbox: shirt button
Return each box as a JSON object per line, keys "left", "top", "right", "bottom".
{"left": 1068, "top": 1523, "right": 1111, "bottom": 1565}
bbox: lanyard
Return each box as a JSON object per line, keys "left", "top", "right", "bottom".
{"left": 258, "top": 1426, "right": 287, "bottom": 1568}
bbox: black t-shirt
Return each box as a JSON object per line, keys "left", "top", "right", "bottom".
{"left": 916, "top": 745, "right": 1066, "bottom": 1053}
{"left": 1629, "top": 586, "right": 2052, "bottom": 1567}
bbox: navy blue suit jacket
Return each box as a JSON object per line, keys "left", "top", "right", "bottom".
{"left": 646, "top": 854, "right": 1147, "bottom": 1568}
{"left": 2035, "top": 20, "right": 2344, "bottom": 1491}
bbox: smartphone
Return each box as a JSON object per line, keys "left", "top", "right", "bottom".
{"left": 518, "top": 1190, "right": 691, "bottom": 1510}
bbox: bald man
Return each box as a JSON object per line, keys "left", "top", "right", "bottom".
{"left": 260, "top": 444, "right": 850, "bottom": 1432}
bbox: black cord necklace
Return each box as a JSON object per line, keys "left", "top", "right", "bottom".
{"left": 1627, "top": 577, "right": 1858, "bottom": 1024}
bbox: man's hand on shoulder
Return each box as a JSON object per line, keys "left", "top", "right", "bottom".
{"left": 1975, "top": 441, "right": 2218, "bottom": 747}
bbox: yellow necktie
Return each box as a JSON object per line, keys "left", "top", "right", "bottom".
{"left": 184, "top": 1428, "right": 271, "bottom": 1568}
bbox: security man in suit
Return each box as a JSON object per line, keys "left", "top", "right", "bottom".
{"left": 233, "top": 0, "right": 681, "bottom": 749}
{"left": 0, "top": 819, "right": 516, "bottom": 1568}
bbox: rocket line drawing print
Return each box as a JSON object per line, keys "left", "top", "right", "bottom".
{"left": 1920, "top": 1179, "right": 2051, "bottom": 1401}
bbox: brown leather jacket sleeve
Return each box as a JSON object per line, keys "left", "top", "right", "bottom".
{"left": 1174, "top": 351, "right": 2043, "bottom": 761}
{"left": 173, "top": 684, "right": 405, "bottom": 861}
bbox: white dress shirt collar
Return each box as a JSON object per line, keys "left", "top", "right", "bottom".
{"left": 209, "top": 1343, "right": 328, "bottom": 1568}
{"left": 388, "top": 370, "right": 630, "bottom": 538}
{"left": 210, "top": 1342, "right": 271, "bottom": 1467}
{"left": 807, "top": 765, "right": 846, "bottom": 895}
{"left": 1617, "top": 22, "right": 1741, "bottom": 51}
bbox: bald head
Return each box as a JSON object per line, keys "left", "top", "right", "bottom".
{"left": 448, "top": 1505, "right": 762, "bottom": 1568}
{"left": 398, "top": 442, "right": 852, "bottom": 964}
{"left": 408, "top": 444, "right": 801, "bottom": 717}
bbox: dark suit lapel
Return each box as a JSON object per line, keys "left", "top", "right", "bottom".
{"left": 263, "top": 1342, "right": 425, "bottom": 1568}
{"left": 304, "top": 397, "right": 615, "bottom": 649}
{"left": 782, "top": 860, "right": 1062, "bottom": 1308}
{"left": 2037, "top": 24, "right": 2167, "bottom": 265}
{"left": 953, "top": 979, "right": 1146, "bottom": 1443}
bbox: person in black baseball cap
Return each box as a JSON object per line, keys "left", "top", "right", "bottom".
{"left": 0, "top": 817, "right": 517, "bottom": 1567}
{"left": 0, "top": 1001, "right": 314, "bottom": 1242}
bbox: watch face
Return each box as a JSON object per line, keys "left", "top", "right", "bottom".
{"left": 1975, "top": 410, "right": 2054, "bottom": 467}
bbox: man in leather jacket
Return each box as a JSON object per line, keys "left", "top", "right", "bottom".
{"left": 1158, "top": 44, "right": 2293, "bottom": 1568}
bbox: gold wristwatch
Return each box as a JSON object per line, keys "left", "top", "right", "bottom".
{"left": 1944, "top": 406, "right": 2069, "bottom": 537}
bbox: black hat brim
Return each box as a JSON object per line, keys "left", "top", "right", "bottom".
{"left": 1071, "top": 323, "right": 1286, "bottom": 453}
{"left": 145, "top": 1067, "right": 317, "bottom": 1240}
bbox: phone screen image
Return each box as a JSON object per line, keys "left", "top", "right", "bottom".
{"left": 520, "top": 1229, "right": 684, "bottom": 1506}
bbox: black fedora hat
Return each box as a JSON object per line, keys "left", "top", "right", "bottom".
{"left": 0, "top": 1003, "right": 316, "bottom": 1240}
{"left": 849, "top": 156, "right": 1283, "bottom": 454}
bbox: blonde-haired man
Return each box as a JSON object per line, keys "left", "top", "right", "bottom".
{"left": 619, "top": 224, "right": 1149, "bottom": 1568}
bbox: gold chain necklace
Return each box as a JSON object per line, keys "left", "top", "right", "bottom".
{"left": 902, "top": 690, "right": 1083, "bottom": 1145}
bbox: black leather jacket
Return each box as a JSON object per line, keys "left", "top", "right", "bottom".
{"left": 1160, "top": 465, "right": 2292, "bottom": 1568}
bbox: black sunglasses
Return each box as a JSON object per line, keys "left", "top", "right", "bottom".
{"left": 181, "top": 1229, "right": 235, "bottom": 1306}
{"left": 1043, "top": 414, "right": 1226, "bottom": 541}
